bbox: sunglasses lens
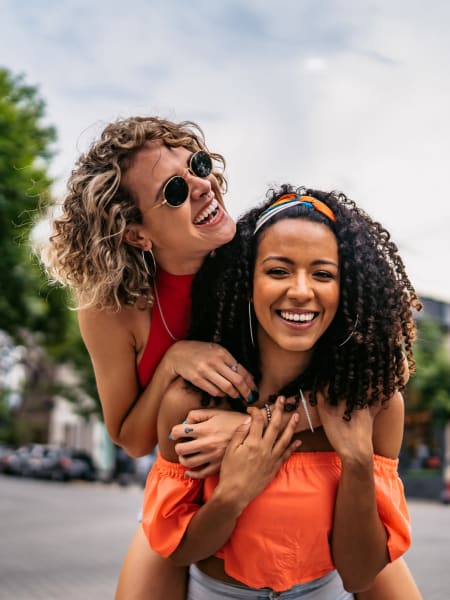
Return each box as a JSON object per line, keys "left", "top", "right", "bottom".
{"left": 164, "top": 177, "right": 189, "bottom": 207}
{"left": 190, "top": 151, "right": 213, "bottom": 178}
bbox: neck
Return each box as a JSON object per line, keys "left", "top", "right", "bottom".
{"left": 258, "top": 346, "right": 313, "bottom": 402}
{"left": 154, "top": 248, "right": 209, "bottom": 276}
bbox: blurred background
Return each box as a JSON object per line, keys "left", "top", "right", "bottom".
{"left": 1, "top": 1, "right": 450, "bottom": 597}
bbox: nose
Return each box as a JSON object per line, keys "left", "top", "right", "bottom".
{"left": 286, "top": 272, "right": 314, "bottom": 302}
{"left": 186, "top": 170, "right": 212, "bottom": 201}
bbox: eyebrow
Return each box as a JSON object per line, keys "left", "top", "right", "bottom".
{"left": 261, "top": 256, "right": 339, "bottom": 267}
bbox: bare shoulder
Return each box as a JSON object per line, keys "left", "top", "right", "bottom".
{"left": 157, "top": 378, "right": 203, "bottom": 461}
{"left": 372, "top": 391, "right": 405, "bottom": 459}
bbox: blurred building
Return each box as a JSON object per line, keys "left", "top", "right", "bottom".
{"left": 403, "top": 294, "right": 450, "bottom": 501}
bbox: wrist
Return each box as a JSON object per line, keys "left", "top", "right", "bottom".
{"left": 212, "top": 483, "right": 248, "bottom": 518}
{"left": 162, "top": 342, "right": 184, "bottom": 379}
{"left": 340, "top": 451, "right": 374, "bottom": 473}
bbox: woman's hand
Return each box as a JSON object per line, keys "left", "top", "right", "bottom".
{"left": 214, "top": 398, "right": 301, "bottom": 512}
{"left": 167, "top": 341, "right": 255, "bottom": 401}
{"left": 171, "top": 409, "right": 254, "bottom": 478}
{"left": 316, "top": 392, "right": 380, "bottom": 462}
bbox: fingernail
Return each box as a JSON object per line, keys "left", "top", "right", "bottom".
{"left": 184, "top": 471, "right": 191, "bottom": 478}
{"left": 182, "top": 419, "right": 187, "bottom": 424}
{"left": 247, "top": 389, "right": 259, "bottom": 404}
{"left": 168, "top": 432, "right": 173, "bottom": 440}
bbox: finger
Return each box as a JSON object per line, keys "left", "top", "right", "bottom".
{"left": 273, "top": 412, "right": 300, "bottom": 456}
{"left": 244, "top": 407, "right": 265, "bottom": 441}
{"left": 171, "top": 423, "right": 197, "bottom": 441}
{"left": 187, "top": 376, "right": 226, "bottom": 398}
{"left": 261, "top": 397, "right": 286, "bottom": 446}
{"left": 224, "top": 363, "right": 255, "bottom": 401}
{"left": 185, "top": 461, "right": 220, "bottom": 479}
{"left": 174, "top": 439, "right": 204, "bottom": 456}
{"left": 178, "top": 452, "right": 219, "bottom": 469}
{"left": 208, "top": 368, "right": 252, "bottom": 400}
{"left": 184, "top": 408, "right": 223, "bottom": 425}
{"left": 228, "top": 416, "right": 252, "bottom": 449}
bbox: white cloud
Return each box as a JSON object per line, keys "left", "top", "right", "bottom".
{"left": 1, "top": 0, "right": 449, "bottom": 301}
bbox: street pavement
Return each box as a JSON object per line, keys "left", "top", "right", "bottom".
{"left": 0, "top": 474, "right": 448, "bottom": 599}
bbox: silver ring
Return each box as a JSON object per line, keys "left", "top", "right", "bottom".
{"left": 230, "top": 363, "right": 239, "bottom": 373}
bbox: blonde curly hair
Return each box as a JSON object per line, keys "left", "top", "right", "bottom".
{"left": 41, "top": 116, "right": 227, "bottom": 311}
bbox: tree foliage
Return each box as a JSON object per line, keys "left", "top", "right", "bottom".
{"left": 0, "top": 68, "right": 100, "bottom": 445}
{"left": 408, "top": 318, "right": 450, "bottom": 424}
{"left": 0, "top": 67, "right": 58, "bottom": 334}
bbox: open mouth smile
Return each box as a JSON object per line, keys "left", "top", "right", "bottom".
{"left": 193, "top": 197, "right": 221, "bottom": 226}
{"left": 278, "top": 310, "right": 318, "bottom": 324}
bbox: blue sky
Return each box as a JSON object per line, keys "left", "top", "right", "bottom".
{"left": 2, "top": 0, "right": 450, "bottom": 302}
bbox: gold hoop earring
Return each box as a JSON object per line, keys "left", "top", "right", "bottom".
{"left": 142, "top": 249, "right": 156, "bottom": 277}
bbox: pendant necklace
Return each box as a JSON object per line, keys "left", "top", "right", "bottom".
{"left": 154, "top": 283, "right": 179, "bottom": 341}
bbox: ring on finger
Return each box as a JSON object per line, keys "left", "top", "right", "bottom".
{"left": 230, "top": 363, "right": 239, "bottom": 373}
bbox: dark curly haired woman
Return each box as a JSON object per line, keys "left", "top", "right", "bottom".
{"left": 142, "top": 185, "right": 423, "bottom": 599}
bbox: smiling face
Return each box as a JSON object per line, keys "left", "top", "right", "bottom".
{"left": 123, "top": 140, "right": 236, "bottom": 273}
{"left": 253, "top": 218, "right": 340, "bottom": 366}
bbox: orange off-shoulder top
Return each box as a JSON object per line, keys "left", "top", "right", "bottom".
{"left": 141, "top": 451, "right": 411, "bottom": 592}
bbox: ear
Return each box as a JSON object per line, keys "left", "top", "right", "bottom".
{"left": 124, "top": 225, "right": 152, "bottom": 251}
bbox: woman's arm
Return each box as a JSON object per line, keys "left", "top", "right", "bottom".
{"left": 157, "top": 387, "right": 300, "bottom": 566}
{"left": 78, "top": 308, "right": 255, "bottom": 457}
{"left": 318, "top": 391, "right": 405, "bottom": 593}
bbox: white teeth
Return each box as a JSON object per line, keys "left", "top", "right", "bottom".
{"left": 280, "top": 311, "right": 315, "bottom": 323}
{"left": 194, "top": 198, "right": 219, "bottom": 224}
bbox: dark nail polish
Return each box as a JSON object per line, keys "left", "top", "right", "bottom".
{"left": 247, "top": 389, "right": 259, "bottom": 404}
{"left": 182, "top": 419, "right": 187, "bottom": 424}
{"left": 168, "top": 432, "right": 173, "bottom": 440}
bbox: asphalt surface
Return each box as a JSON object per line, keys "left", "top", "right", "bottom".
{"left": 0, "top": 474, "right": 447, "bottom": 599}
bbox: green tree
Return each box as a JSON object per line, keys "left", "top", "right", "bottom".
{"left": 408, "top": 318, "right": 450, "bottom": 424}
{"left": 0, "top": 68, "right": 100, "bottom": 445}
{"left": 0, "top": 67, "right": 60, "bottom": 335}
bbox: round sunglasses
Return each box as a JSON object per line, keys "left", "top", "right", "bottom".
{"left": 160, "top": 151, "right": 213, "bottom": 208}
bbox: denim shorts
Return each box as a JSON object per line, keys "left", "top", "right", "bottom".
{"left": 187, "top": 564, "right": 354, "bottom": 600}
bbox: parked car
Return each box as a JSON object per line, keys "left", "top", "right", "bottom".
{"left": 1, "top": 444, "right": 50, "bottom": 476}
{"left": 37, "top": 448, "right": 97, "bottom": 482}
{"left": 0, "top": 444, "right": 13, "bottom": 473}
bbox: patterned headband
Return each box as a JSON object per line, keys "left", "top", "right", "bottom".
{"left": 253, "top": 193, "right": 336, "bottom": 235}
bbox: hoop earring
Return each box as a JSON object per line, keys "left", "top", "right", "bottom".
{"left": 248, "top": 301, "right": 255, "bottom": 347}
{"left": 142, "top": 249, "right": 156, "bottom": 277}
{"left": 338, "top": 314, "right": 359, "bottom": 347}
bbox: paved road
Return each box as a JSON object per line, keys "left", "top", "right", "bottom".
{"left": 0, "top": 475, "right": 447, "bottom": 599}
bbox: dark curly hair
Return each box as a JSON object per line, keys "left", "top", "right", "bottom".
{"left": 189, "top": 184, "right": 421, "bottom": 418}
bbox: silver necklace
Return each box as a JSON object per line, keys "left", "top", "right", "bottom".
{"left": 154, "top": 283, "right": 179, "bottom": 341}
{"left": 299, "top": 388, "right": 315, "bottom": 433}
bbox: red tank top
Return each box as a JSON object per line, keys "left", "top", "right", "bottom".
{"left": 137, "top": 268, "right": 194, "bottom": 388}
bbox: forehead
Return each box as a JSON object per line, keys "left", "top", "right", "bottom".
{"left": 256, "top": 217, "right": 338, "bottom": 260}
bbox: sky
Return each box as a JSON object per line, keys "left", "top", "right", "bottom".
{"left": 1, "top": 0, "right": 450, "bottom": 303}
